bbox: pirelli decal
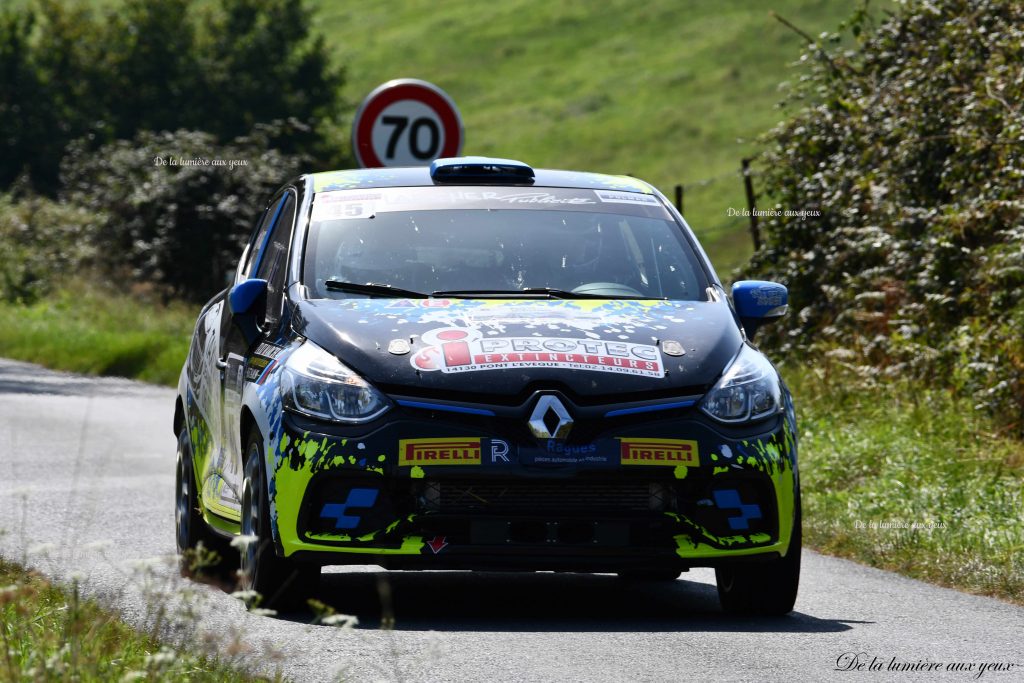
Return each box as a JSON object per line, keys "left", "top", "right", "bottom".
{"left": 398, "top": 438, "right": 481, "bottom": 466}
{"left": 618, "top": 438, "right": 699, "bottom": 466}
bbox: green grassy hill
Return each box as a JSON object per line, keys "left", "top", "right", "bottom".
{"left": 9, "top": 0, "right": 877, "bottom": 272}
{"left": 313, "top": 0, "right": 874, "bottom": 272}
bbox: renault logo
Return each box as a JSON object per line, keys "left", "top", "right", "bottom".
{"left": 528, "top": 395, "right": 573, "bottom": 440}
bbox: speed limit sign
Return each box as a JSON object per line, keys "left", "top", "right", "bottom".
{"left": 352, "top": 79, "right": 464, "bottom": 168}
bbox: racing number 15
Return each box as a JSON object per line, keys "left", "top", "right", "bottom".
{"left": 381, "top": 116, "right": 440, "bottom": 160}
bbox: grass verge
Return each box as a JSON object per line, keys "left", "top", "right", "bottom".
{"left": 0, "top": 285, "right": 196, "bottom": 386}
{"left": 0, "top": 558, "right": 266, "bottom": 682}
{"left": 787, "top": 362, "right": 1024, "bottom": 605}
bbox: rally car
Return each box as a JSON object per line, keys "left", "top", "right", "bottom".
{"left": 174, "top": 156, "right": 800, "bottom": 614}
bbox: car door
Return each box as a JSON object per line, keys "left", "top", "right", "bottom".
{"left": 192, "top": 196, "right": 278, "bottom": 521}
{"left": 213, "top": 190, "right": 297, "bottom": 518}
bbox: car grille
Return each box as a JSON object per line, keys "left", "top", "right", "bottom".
{"left": 415, "top": 480, "right": 671, "bottom": 515}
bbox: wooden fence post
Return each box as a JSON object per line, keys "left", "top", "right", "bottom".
{"left": 674, "top": 184, "right": 684, "bottom": 214}
{"left": 741, "top": 158, "right": 761, "bottom": 251}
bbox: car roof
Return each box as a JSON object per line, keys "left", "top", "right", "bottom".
{"left": 308, "top": 166, "right": 656, "bottom": 195}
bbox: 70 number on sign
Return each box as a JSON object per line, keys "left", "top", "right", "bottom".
{"left": 382, "top": 116, "right": 439, "bottom": 160}
{"left": 372, "top": 100, "right": 445, "bottom": 165}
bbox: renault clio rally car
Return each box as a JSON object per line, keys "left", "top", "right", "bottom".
{"left": 174, "top": 157, "right": 800, "bottom": 614}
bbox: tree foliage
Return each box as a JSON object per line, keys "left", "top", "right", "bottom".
{"left": 746, "top": 0, "right": 1024, "bottom": 429}
{"left": 0, "top": 0, "right": 348, "bottom": 194}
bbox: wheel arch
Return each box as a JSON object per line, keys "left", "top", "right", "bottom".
{"left": 239, "top": 406, "right": 260, "bottom": 466}
{"left": 173, "top": 396, "right": 185, "bottom": 437}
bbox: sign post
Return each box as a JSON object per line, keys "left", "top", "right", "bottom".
{"left": 352, "top": 79, "right": 464, "bottom": 168}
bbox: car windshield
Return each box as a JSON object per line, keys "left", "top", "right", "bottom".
{"left": 302, "top": 186, "right": 709, "bottom": 300}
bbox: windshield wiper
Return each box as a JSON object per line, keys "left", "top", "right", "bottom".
{"left": 325, "top": 281, "right": 659, "bottom": 300}
{"left": 324, "top": 280, "right": 429, "bottom": 298}
{"left": 431, "top": 287, "right": 651, "bottom": 300}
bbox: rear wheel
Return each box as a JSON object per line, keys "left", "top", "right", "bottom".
{"left": 175, "top": 428, "right": 236, "bottom": 580}
{"left": 715, "top": 496, "right": 801, "bottom": 616}
{"left": 237, "top": 433, "right": 319, "bottom": 612}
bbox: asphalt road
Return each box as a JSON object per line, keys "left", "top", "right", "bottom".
{"left": 1, "top": 357, "right": 1021, "bottom": 682}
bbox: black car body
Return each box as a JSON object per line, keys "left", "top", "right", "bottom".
{"left": 174, "top": 157, "right": 800, "bottom": 614}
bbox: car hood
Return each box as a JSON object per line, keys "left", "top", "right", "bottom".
{"left": 292, "top": 297, "right": 742, "bottom": 400}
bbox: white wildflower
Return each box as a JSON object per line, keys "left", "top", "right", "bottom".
{"left": 230, "top": 589, "right": 260, "bottom": 602}
{"left": 124, "top": 557, "right": 163, "bottom": 571}
{"left": 230, "top": 534, "right": 259, "bottom": 550}
{"left": 249, "top": 607, "right": 278, "bottom": 617}
{"left": 321, "top": 613, "right": 359, "bottom": 629}
{"left": 82, "top": 539, "right": 114, "bottom": 551}
{"left": 45, "top": 644, "right": 70, "bottom": 672}
{"left": 144, "top": 647, "right": 177, "bottom": 668}
{"left": 27, "top": 542, "right": 57, "bottom": 557}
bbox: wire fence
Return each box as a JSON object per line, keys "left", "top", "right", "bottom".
{"left": 621, "top": 157, "right": 769, "bottom": 272}
{"left": 670, "top": 157, "right": 764, "bottom": 254}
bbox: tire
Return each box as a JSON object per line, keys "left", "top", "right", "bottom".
{"left": 715, "top": 494, "right": 801, "bottom": 616}
{"left": 237, "top": 432, "right": 319, "bottom": 612}
{"left": 175, "top": 428, "right": 237, "bottom": 580}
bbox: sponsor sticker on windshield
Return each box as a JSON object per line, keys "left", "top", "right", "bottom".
{"left": 311, "top": 195, "right": 379, "bottom": 221}
{"left": 311, "top": 186, "right": 671, "bottom": 219}
{"left": 411, "top": 327, "right": 664, "bottom": 378}
{"left": 594, "top": 190, "right": 661, "bottom": 206}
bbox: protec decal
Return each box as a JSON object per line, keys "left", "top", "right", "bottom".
{"left": 398, "top": 438, "right": 481, "bottom": 465}
{"left": 619, "top": 438, "right": 699, "bottom": 466}
{"left": 411, "top": 327, "right": 664, "bottom": 378}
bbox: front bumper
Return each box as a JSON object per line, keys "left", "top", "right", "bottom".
{"left": 267, "top": 398, "right": 798, "bottom": 570}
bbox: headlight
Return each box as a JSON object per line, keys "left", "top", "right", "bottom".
{"left": 700, "top": 344, "right": 782, "bottom": 423}
{"left": 281, "top": 342, "right": 390, "bottom": 423}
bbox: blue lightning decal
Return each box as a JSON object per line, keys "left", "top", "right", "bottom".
{"left": 713, "top": 489, "right": 763, "bottom": 530}
{"left": 320, "top": 488, "right": 379, "bottom": 529}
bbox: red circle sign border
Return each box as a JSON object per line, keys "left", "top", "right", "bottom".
{"left": 352, "top": 79, "right": 464, "bottom": 168}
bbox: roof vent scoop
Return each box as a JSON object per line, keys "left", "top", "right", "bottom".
{"left": 429, "top": 156, "right": 535, "bottom": 184}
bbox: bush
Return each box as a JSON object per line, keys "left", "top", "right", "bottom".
{"left": 0, "top": 194, "right": 93, "bottom": 304}
{"left": 61, "top": 125, "right": 307, "bottom": 302}
{"left": 745, "top": 0, "right": 1024, "bottom": 430}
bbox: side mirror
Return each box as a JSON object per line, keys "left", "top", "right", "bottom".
{"left": 229, "top": 278, "right": 268, "bottom": 316}
{"left": 732, "top": 280, "right": 788, "bottom": 340}
{"left": 228, "top": 279, "right": 268, "bottom": 348}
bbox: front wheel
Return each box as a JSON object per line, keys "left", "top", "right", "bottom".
{"left": 715, "top": 495, "right": 801, "bottom": 616}
{"left": 175, "top": 428, "right": 236, "bottom": 579}
{"left": 237, "top": 433, "right": 319, "bottom": 612}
